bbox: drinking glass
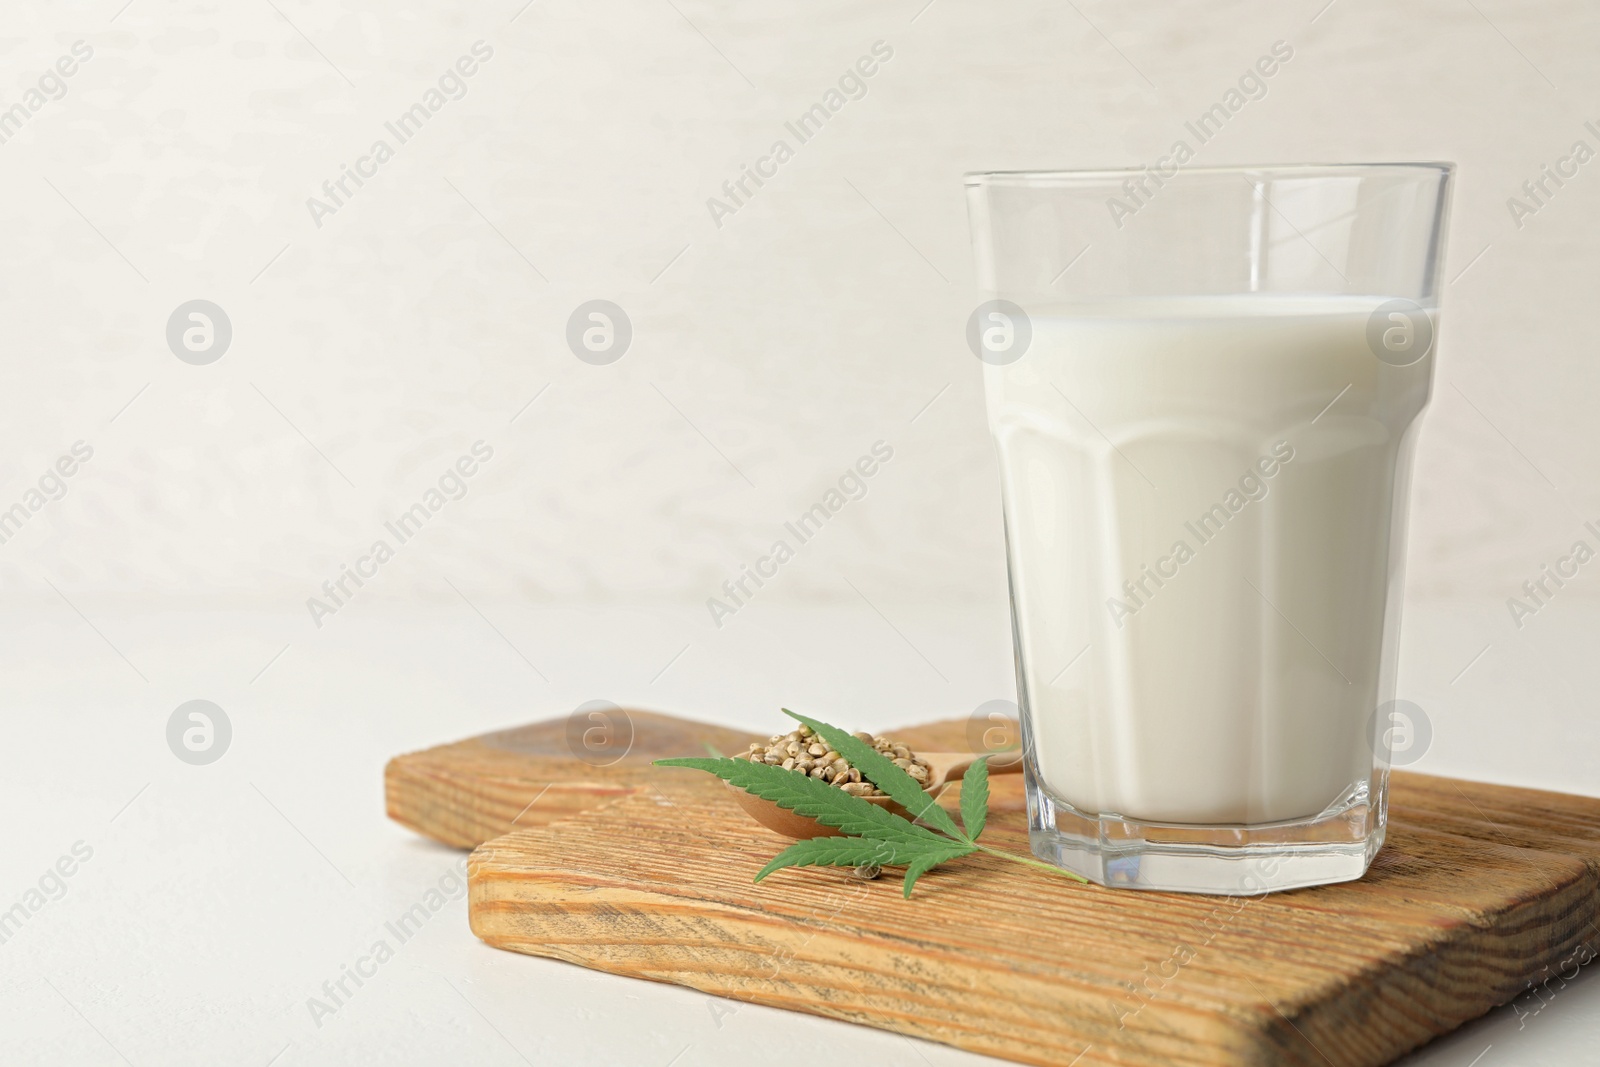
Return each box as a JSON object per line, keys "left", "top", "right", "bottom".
{"left": 964, "top": 163, "right": 1453, "bottom": 894}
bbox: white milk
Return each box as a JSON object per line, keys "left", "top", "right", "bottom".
{"left": 986, "top": 295, "right": 1430, "bottom": 825}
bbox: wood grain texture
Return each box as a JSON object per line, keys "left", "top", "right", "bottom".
{"left": 389, "top": 712, "right": 1600, "bottom": 1065}
{"left": 468, "top": 772, "right": 1600, "bottom": 1066}
{"left": 384, "top": 712, "right": 979, "bottom": 848}
{"left": 384, "top": 713, "right": 1600, "bottom": 1062}
{"left": 383, "top": 708, "right": 761, "bottom": 848}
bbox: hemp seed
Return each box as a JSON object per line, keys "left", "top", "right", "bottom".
{"left": 738, "top": 725, "right": 933, "bottom": 800}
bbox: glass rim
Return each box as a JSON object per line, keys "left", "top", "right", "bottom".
{"left": 964, "top": 161, "right": 1455, "bottom": 188}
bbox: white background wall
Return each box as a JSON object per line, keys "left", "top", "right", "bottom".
{"left": 1, "top": 0, "right": 1595, "bottom": 624}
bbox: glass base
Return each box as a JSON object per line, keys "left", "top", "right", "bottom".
{"left": 1026, "top": 770, "right": 1387, "bottom": 895}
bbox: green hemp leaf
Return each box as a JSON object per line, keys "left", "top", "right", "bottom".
{"left": 656, "top": 712, "right": 1089, "bottom": 898}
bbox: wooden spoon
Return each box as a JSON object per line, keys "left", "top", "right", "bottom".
{"left": 727, "top": 750, "right": 1024, "bottom": 839}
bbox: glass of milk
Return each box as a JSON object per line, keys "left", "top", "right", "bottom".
{"left": 965, "top": 164, "right": 1453, "bottom": 894}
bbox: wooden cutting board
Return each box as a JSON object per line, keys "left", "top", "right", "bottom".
{"left": 385, "top": 708, "right": 759, "bottom": 848}
{"left": 386, "top": 710, "right": 1600, "bottom": 1067}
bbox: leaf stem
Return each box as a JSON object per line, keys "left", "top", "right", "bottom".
{"left": 973, "top": 843, "right": 1090, "bottom": 884}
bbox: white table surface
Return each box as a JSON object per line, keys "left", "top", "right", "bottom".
{"left": 2, "top": 599, "right": 1596, "bottom": 1066}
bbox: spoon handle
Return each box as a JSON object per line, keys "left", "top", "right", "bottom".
{"left": 936, "top": 749, "right": 1024, "bottom": 783}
